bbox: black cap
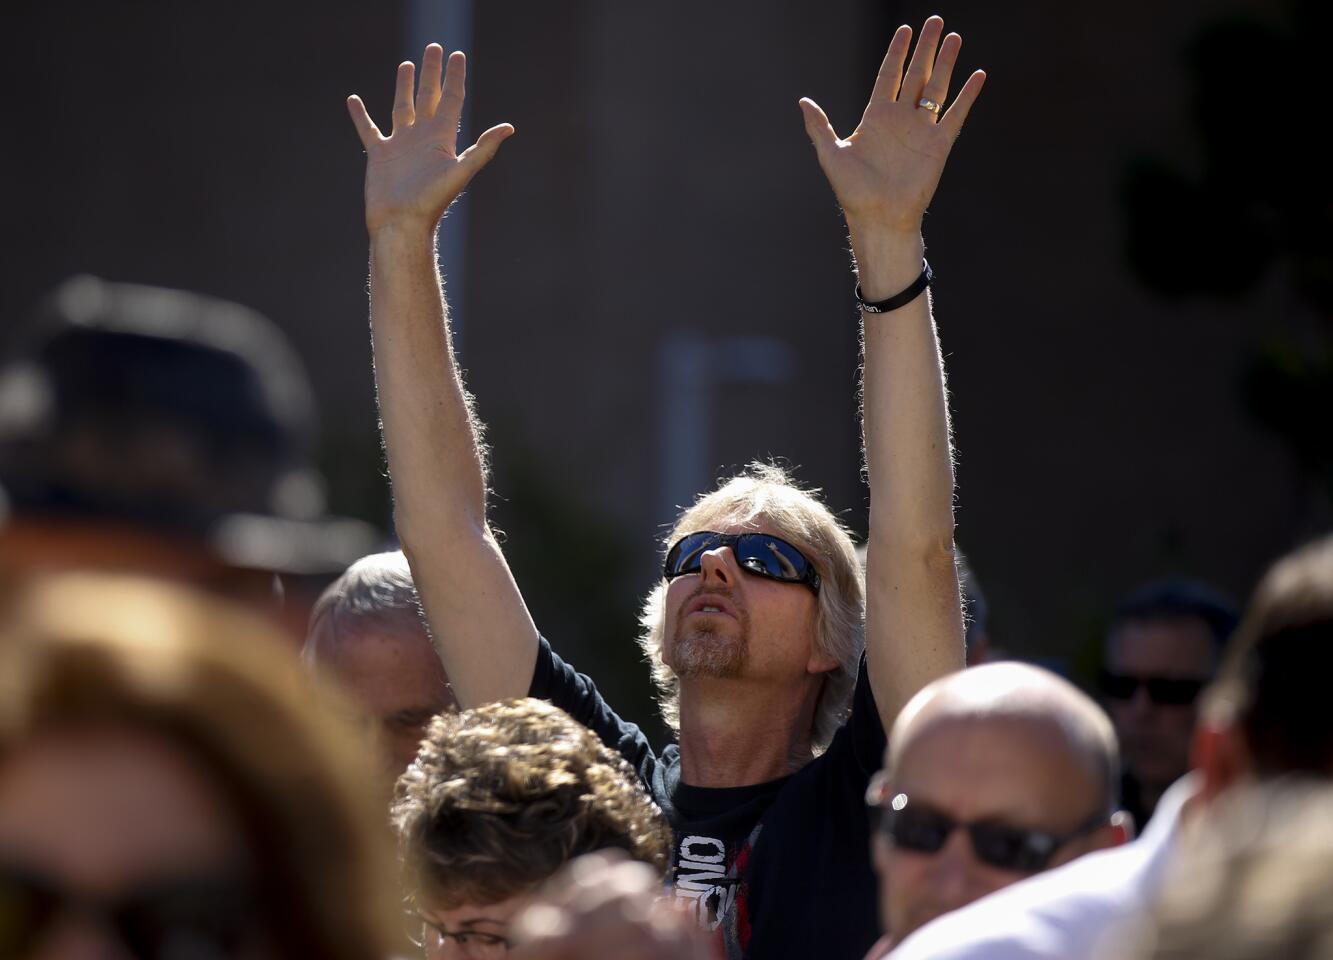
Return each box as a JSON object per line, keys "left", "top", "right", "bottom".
{"left": 0, "top": 276, "right": 377, "bottom": 574}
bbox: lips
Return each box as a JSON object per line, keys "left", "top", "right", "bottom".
{"left": 685, "top": 592, "right": 739, "bottom": 620}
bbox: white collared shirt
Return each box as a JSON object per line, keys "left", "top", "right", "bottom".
{"left": 888, "top": 775, "right": 1197, "bottom": 960}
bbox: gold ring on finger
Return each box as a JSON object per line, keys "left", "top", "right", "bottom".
{"left": 917, "top": 97, "right": 943, "bottom": 116}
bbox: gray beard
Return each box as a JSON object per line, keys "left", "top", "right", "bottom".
{"left": 668, "top": 619, "right": 748, "bottom": 679}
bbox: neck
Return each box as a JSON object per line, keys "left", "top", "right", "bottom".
{"left": 676, "top": 674, "right": 824, "bottom": 787}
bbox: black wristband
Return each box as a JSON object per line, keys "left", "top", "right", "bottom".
{"left": 855, "top": 260, "right": 933, "bottom": 314}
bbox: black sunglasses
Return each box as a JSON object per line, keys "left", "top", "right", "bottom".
{"left": 1098, "top": 670, "right": 1207, "bottom": 707}
{"left": 865, "top": 780, "right": 1107, "bottom": 873}
{"left": 0, "top": 864, "right": 259, "bottom": 960}
{"left": 663, "top": 531, "right": 821, "bottom": 594}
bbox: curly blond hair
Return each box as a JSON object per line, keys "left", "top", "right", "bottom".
{"left": 638, "top": 462, "right": 865, "bottom": 756}
{"left": 391, "top": 698, "right": 670, "bottom": 907}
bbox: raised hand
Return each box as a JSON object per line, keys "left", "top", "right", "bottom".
{"left": 800, "top": 16, "right": 985, "bottom": 233}
{"left": 347, "top": 45, "right": 514, "bottom": 234}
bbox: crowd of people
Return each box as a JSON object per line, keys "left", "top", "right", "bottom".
{"left": 0, "top": 15, "right": 1328, "bottom": 960}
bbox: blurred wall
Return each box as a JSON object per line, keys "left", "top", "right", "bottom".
{"left": 3, "top": 0, "right": 1315, "bottom": 742}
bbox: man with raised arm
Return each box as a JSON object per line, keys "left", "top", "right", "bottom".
{"left": 348, "top": 18, "right": 984, "bottom": 959}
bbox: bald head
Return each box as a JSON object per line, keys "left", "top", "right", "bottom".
{"left": 876, "top": 664, "right": 1124, "bottom": 941}
{"left": 889, "top": 663, "right": 1120, "bottom": 809}
{"left": 304, "top": 552, "right": 456, "bottom": 777}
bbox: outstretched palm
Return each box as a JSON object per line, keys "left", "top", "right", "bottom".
{"left": 801, "top": 17, "right": 985, "bottom": 230}
{"left": 348, "top": 45, "right": 514, "bottom": 234}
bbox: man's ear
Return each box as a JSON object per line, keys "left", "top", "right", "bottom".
{"left": 1191, "top": 718, "right": 1251, "bottom": 806}
{"left": 1063, "top": 811, "right": 1132, "bottom": 863}
{"left": 871, "top": 829, "right": 893, "bottom": 877}
{"left": 807, "top": 647, "right": 840, "bottom": 674}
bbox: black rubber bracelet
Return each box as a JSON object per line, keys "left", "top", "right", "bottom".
{"left": 855, "top": 260, "right": 933, "bottom": 314}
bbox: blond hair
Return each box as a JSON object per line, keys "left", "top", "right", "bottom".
{"left": 638, "top": 462, "right": 865, "bottom": 755}
{"left": 392, "top": 698, "right": 671, "bottom": 907}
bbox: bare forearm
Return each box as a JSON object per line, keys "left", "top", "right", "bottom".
{"left": 369, "top": 222, "right": 488, "bottom": 534}
{"left": 853, "top": 222, "right": 965, "bottom": 724}
{"left": 852, "top": 223, "right": 955, "bottom": 552}
{"left": 351, "top": 46, "right": 535, "bottom": 705}
{"left": 368, "top": 221, "right": 538, "bottom": 705}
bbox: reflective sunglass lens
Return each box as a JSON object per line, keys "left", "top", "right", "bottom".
{"left": 665, "top": 533, "right": 716, "bottom": 577}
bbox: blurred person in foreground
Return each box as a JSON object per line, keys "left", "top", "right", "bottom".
{"left": 1127, "top": 781, "right": 1333, "bottom": 960}
{"left": 0, "top": 276, "right": 377, "bottom": 634}
{"left": 862, "top": 663, "right": 1130, "bottom": 956}
{"left": 390, "top": 698, "right": 672, "bottom": 957}
{"left": 505, "top": 852, "right": 712, "bottom": 960}
{"left": 304, "top": 550, "right": 457, "bottom": 778}
{"left": 348, "top": 17, "right": 984, "bottom": 959}
{"left": 1099, "top": 580, "right": 1237, "bottom": 826}
{"left": 0, "top": 573, "right": 398, "bottom": 960}
{"left": 889, "top": 532, "right": 1333, "bottom": 960}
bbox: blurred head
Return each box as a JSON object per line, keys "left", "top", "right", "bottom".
{"left": 1132, "top": 781, "right": 1333, "bottom": 960}
{"left": 1196, "top": 534, "right": 1333, "bottom": 804}
{"left": 0, "top": 277, "right": 376, "bottom": 632}
{"left": 391, "top": 698, "right": 671, "bottom": 957}
{"left": 0, "top": 574, "right": 398, "bottom": 960}
{"left": 303, "top": 551, "right": 456, "bottom": 777}
{"left": 1101, "top": 580, "right": 1237, "bottom": 801}
{"left": 638, "top": 462, "right": 864, "bottom": 754}
{"left": 873, "top": 663, "right": 1126, "bottom": 942}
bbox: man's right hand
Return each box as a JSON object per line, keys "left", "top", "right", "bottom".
{"left": 347, "top": 44, "right": 514, "bottom": 235}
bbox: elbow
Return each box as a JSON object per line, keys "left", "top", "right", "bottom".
{"left": 394, "top": 503, "right": 491, "bottom": 561}
{"left": 868, "top": 510, "right": 956, "bottom": 567}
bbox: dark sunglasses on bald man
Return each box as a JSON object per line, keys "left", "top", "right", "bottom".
{"left": 0, "top": 864, "right": 259, "bottom": 960}
{"left": 865, "top": 776, "right": 1108, "bottom": 873}
{"left": 663, "top": 531, "right": 821, "bottom": 594}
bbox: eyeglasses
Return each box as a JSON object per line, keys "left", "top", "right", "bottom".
{"left": 1098, "top": 670, "right": 1207, "bottom": 706}
{"left": 0, "top": 864, "right": 258, "bottom": 959}
{"left": 865, "top": 779, "right": 1107, "bottom": 873}
{"left": 663, "top": 531, "right": 822, "bottom": 594}
{"left": 413, "top": 915, "right": 511, "bottom": 958}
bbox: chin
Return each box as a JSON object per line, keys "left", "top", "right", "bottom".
{"left": 668, "top": 622, "right": 747, "bottom": 679}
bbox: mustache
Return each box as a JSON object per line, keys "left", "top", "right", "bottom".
{"left": 677, "top": 584, "right": 750, "bottom": 628}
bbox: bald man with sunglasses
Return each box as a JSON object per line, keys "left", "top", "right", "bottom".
{"left": 349, "top": 17, "right": 984, "bottom": 960}
{"left": 864, "top": 664, "right": 1131, "bottom": 956}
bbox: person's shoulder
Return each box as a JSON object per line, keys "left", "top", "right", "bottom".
{"left": 889, "top": 840, "right": 1157, "bottom": 960}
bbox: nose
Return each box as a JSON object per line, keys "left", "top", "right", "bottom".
{"left": 1127, "top": 681, "right": 1155, "bottom": 719}
{"left": 698, "top": 546, "right": 735, "bottom": 587}
{"left": 922, "top": 827, "right": 987, "bottom": 911}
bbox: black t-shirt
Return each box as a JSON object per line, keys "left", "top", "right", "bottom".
{"left": 529, "top": 636, "right": 885, "bottom": 960}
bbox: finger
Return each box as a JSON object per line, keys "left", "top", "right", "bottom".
{"left": 866, "top": 25, "right": 913, "bottom": 105}
{"left": 416, "top": 43, "right": 444, "bottom": 119}
{"left": 457, "top": 122, "right": 515, "bottom": 175}
{"left": 939, "top": 69, "right": 986, "bottom": 141}
{"left": 900, "top": 15, "right": 945, "bottom": 103}
{"left": 345, "top": 95, "right": 382, "bottom": 148}
{"left": 391, "top": 60, "right": 416, "bottom": 134}
{"left": 436, "top": 50, "right": 468, "bottom": 143}
{"left": 798, "top": 98, "right": 839, "bottom": 164}
{"left": 920, "top": 32, "right": 962, "bottom": 116}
